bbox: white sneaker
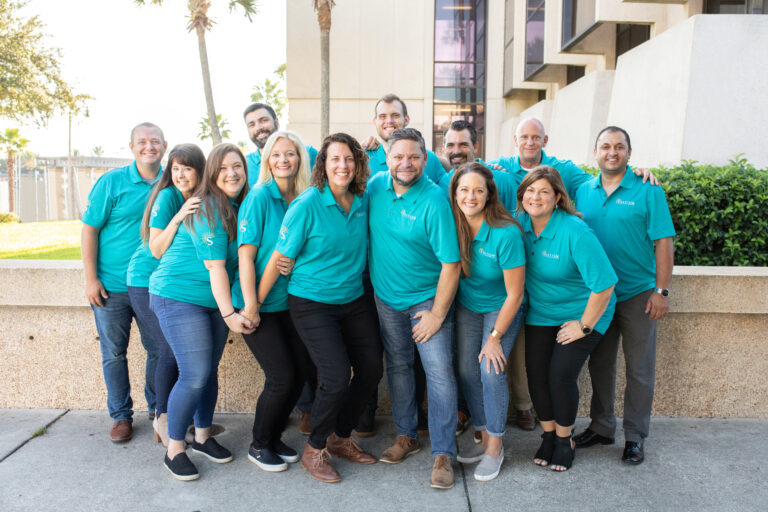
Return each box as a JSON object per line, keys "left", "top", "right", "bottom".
{"left": 457, "top": 443, "right": 485, "bottom": 464}
{"left": 474, "top": 452, "right": 504, "bottom": 481}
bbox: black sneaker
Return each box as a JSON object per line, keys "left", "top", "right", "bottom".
{"left": 273, "top": 439, "right": 300, "bottom": 463}
{"left": 248, "top": 445, "right": 288, "bottom": 472}
{"left": 164, "top": 452, "right": 199, "bottom": 481}
{"left": 191, "top": 437, "right": 233, "bottom": 463}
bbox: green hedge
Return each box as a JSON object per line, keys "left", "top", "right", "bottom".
{"left": 580, "top": 159, "right": 768, "bottom": 266}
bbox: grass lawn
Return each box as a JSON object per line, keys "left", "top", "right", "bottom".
{"left": 0, "top": 220, "right": 81, "bottom": 260}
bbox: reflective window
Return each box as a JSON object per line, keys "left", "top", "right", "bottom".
{"left": 525, "top": 0, "right": 545, "bottom": 79}
{"left": 562, "top": 0, "right": 596, "bottom": 48}
{"left": 434, "top": 0, "right": 487, "bottom": 157}
{"left": 705, "top": 0, "right": 766, "bottom": 13}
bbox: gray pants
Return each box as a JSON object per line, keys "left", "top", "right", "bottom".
{"left": 587, "top": 289, "right": 657, "bottom": 443}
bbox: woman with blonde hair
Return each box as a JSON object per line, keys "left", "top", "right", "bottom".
{"left": 235, "top": 131, "right": 314, "bottom": 472}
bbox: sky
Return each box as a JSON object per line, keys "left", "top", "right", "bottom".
{"left": 16, "top": 0, "right": 287, "bottom": 158}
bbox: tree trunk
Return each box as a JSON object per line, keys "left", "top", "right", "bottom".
{"left": 196, "top": 25, "right": 222, "bottom": 145}
{"left": 317, "top": 1, "right": 332, "bottom": 141}
{"left": 7, "top": 150, "right": 14, "bottom": 214}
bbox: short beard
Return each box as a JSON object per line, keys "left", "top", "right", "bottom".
{"left": 391, "top": 170, "right": 421, "bottom": 188}
{"left": 251, "top": 129, "right": 273, "bottom": 149}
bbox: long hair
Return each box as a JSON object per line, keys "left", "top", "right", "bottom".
{"left": 139, "top": 143, "right": 205, "bottom": 242}
{"left": 449, "top": 162, "right": 520, "bottom": 278}
{"left": 515, "top": 165, "right": 581, "bottom": 218}
{"left": 311, "top": 133, "right": 370, "bottom": 197}
{"left": 258, "top": 131, "right": 310, "bottom": 197}
{"left": 186, "top": 143, "right": 248, "bottom": 241}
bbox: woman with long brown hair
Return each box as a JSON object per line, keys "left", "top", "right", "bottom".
{"left": 449, "top": 162, "right": 526, "bottom": 481}
{"left": 517, "top": 165, "right": 617, "bottom": 472}
{"left": 149, "top": 143, "right": 254, "bottom": 481}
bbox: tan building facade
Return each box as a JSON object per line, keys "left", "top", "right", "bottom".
{"left": 286, "top": 0, "right": 768, "bottom": 168}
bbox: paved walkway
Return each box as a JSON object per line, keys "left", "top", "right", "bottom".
{"left": 0, "top": 409, "right": 765, "bottom": 511}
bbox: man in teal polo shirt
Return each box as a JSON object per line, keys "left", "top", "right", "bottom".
{"left": 573, "top": 126, "right": 675, "bottom": 465}
{"left": 81, "top": 122, "right": 167, "bottom": 442}
{"left": 364, "top": 93, "right": 448, "bottom": 185}
{"left": 368, "top": 128, "right": 461, "bottom": 490}
{"left": 489, "top": 117, "right": 657, "bottom": 198}
{"left": 439, "top": 119, "right": 537, "bottom": 432}
{"left": 242, "top": 102, "right": 317, "bottom": 188}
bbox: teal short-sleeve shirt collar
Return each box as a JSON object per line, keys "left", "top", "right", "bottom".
{"left": 474, "top": 221, "right": 490, "bottom": 243}
{"left": 523, "top": 208, "right": 563, "bottom": 241}
{"left": 591, "top": 166, "right": 637, "bottom": 192}
{"left": 319, "top": 184, "right": 363, "bottom": 216}
{"left": 128, "top": 161, "right": 161, "bottom": 185}
{"left": 266, "top": 179, "right": 290, "bottom": 209}
{"left": 386, "top": 172, "right": 429, "bottom": 204}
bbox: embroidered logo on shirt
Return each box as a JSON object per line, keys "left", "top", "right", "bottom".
{"left": 202, "top": 232, "right": 215, "bottom": 246}
{"left": 541, "top": 250, "right": 560, "bottom": 260}
{"left": 151, "top": 204, "right": 159, "bottom": 217}
{"left": 478, "top": 248, "right": 496, "bottom": 260}
{"left": 400, "top": 209, "right": 416, "bottom": 221}
{"left": 615, "top": 199, "right": 635, "bottom": 206}
{"left": 239, "top": 220, "right": 248, "bottom": 232}
{"left": 279, "top": 226, "right": 289, "bottom": 240}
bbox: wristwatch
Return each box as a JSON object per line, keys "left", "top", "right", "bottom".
{"left": 654, "top": 288, "right": 670, "bottom": 297}
{"left": 578, "top": 320, "right": 592, "bottom": 335}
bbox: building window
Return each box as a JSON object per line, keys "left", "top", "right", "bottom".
{"left": 566, "top": 65, "right": 585, "bottom": 85}
{"left": 705, "top": 0, "right": 766, "bottom": 13}
{"left": 615, "top": 24, "right": 650, "bottom": 63}
{"left": 525, "top": 0, "right": 545, "bottom": 79}
{"left": 562, "top": 0, "right": 596, "bottom": 48}
{"left": 434, "top": 0, "right": 487, "bottom": 157}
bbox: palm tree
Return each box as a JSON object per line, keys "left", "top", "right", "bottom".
{"left": 313, "top": 0, "right": 334, "bottom": 140}
{"left": 0, "top": 129, "right": 30, "bottom": 214}
{"left": 135, "top": 1, "right": 258, "bottom": 145}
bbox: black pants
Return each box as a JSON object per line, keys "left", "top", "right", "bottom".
{"left": 242, "top": 310, "right": 311, "bottom": 449}
{"left": 289, "top": 294, "right": 383, "bottom": 450}
{"left": 525, "top": 325, "right": 602, "bottom": 427}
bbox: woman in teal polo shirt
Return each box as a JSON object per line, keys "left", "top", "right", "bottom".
{"left": 257, "top": 133, "right": 382, "bottom": 484}
{"left": 149, "top": 143, "right": 254, "bottom": 481}
{"left": 449, "top": 162, "right": 526, "bottom": 482}
{"left": 127, "top": 143, "right": 204, "bottom": 447}
{"left": 517, "top": 166, "right": 617, "bottom": 472}
{"left": 235, "top": 131, "right": 313, "bottom": 472}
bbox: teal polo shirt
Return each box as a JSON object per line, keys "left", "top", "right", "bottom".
{"left": 368, "top": 172, "right": 461, "bottom": 311}
{"left": 82, "top": 161, "right": 161, "bottom": 293}
{"left": 126, "top": 186, "right": 183, "bottom": 287}
{"left": 246, "top": 144, "right": 318, "bottom": 189}
{"left": 521, "top": 208, "right": 617, "bottom": 334}
{"left": 438, "top": 159, "right": 518, "bottom": 214}
{"left": 366, "top": 145, "right": 447, "bottom": 186}
{"left": 457, "top": 221, "right": 526, "bottom": 314}
{"left": 489, "top": 150, "right": 592, "bottom": 200}
{"left": 233, "top": 180, "right": 290, "bottom": 312}
{"left": 275, "top": 185, "right": 367, "bottom": 305}
{"left": 575, "top": 168, "right": 676, "bottom": 302}
{"left": 149, "top": 203, "right": 239, "bottom": 308}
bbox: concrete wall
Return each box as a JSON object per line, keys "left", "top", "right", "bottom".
{"left": 2, "top": 260, "right": 767, "bottom": 419}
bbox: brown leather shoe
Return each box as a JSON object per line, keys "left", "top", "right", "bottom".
{"left": 516, "top": 408, "right": 536, "bottom": 431}
{"left": 456, "top": 411, "right": 470, "bottom": 436}
{"left": 299, "top": 412, "right": 311, "bottom": 435}
{"left": 380, "top": 435, "right": 420, "bottom": 464}
{"left": 430, "top": 455, "right": 454, "bottom": 489}
{"left": 110, "top": 420, "right": 132, "bottom": 443}
{"left": 301, "top": 443, "right": 341, "bottom": 483}
{"left": 326, "top": 433, "right": 377, "bottom": 464}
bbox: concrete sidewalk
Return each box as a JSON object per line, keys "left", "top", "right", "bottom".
{"left": 0, "top": 410, "right": 765, "bottom": 512}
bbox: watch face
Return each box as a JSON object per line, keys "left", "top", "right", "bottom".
{"left": 582, "top": 327, "right": 591, "bottom": 334}
{"left": 661, "top": 289, "right": 669, "bottom": 296}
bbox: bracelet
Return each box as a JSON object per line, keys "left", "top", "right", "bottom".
{"left": 222, "top": 310, "right": 236, "bottom": 319}
{"left": 490, "top": 328, "right": 503, "bottom": 339}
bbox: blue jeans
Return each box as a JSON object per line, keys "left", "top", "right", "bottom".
{"left": 456, "top": 302, "right": 526, "bottom": 437}
{"left": 127, "top": 286, "right": 171, "bottom": 415}
{"left": 375, "top": 294, "right": 457, "bottom": 457}
{"left": 91, "top": 291, "right": 159, "bottom": 421}
{"left": 150, "top": 294, "right": 228, "bottom": 441}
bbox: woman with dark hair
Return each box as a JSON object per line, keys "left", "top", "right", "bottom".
{"left": 149, "top": 143, "right": 254, "bottom": 481}
{"left": 257, "top": 133, "right": 383, "bottom": 483}
{"left": 516, "top": 165, "right": 617, "bottom": 472}
{"left": 448, "top": 162, "right": 526, "bottom": 481}
{"left": 234, "top": 131, "right": 313, "bottom": 472}
{"left": 127, "top": 143, "right": 205, "bottom": 447}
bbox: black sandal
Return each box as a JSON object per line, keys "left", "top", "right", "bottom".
{"left": 534, "top": 431, "right": 555, "bottom": 466}
{"left": 550, "top": 434, "right": 575, "bottom": 471}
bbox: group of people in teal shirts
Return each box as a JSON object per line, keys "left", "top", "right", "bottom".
{"left": 83, "top": 104, "right": 674, "bottom": 489}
